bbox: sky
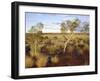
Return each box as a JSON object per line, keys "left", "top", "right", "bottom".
{"left": 25, "top": 12, "right": 90, "bottom": 33}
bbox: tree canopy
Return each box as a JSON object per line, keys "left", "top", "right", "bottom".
{"left": 81, "top": 22, "right": 89, "bottom": 33}
{"left": 28, "top": 22, "right": 44, "bottom": 33}
{"left": 60, "top": 18, "right": 80, "bottom": 33}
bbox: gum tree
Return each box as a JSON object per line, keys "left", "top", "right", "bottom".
{"left": 28, "top": 22, "right": 44, "bottom": 57}
{"left": 60, "top": 18, "right": 80, "bottom": 52}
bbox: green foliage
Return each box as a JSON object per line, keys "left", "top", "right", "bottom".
{"left": 81, "top": 22, "right": 89, "bottom": 33}
{"left": 60, "top": 18, "right": 80, "bottom": 33}
{"left": 28, "top": 22, "right": 44, "bottom": 33}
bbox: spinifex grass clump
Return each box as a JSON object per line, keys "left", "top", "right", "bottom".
{"left": 25, "top": 33, "right": 89, "bottom": 68}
